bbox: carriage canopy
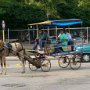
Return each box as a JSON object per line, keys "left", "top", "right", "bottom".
{"left": 28, "top": 19, "right": 83, "bottom": 27}
{"left": 28, "top": 19, "right": 83, "bottom": 44}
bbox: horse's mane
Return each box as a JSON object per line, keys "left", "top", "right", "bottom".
{"left": 9, "top": 39, "right": 19, "bottom": 43}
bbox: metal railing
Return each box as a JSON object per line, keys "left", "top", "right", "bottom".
{"left": 0, "top": 27, "right": 90, "bottom": 44}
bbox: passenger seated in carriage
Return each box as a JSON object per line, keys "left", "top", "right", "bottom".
{"left": 66, "top": 31, "right": 74, "bottom": 51}
{"left": 32, "top": 30, "right": 49, "bottom": 50}
{"left": 42, "top": 30, "right": 49, "bottom": 47}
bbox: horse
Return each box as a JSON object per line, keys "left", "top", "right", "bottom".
{"left": 0, "top": 40, "right": 26, "bottom": 75}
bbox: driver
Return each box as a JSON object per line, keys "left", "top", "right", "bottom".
{"left": 52, "top": 29, "right": 68, "bottom": 53}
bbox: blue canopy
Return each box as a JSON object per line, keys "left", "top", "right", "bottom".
{"left": 52, "top": 21, "right": 82, "bottom": 27}
{"left": 28, "top": 19, "right": 83, "bottom": 27}
{"left": 50, "top": 19, "right": 82, "bottom": 27}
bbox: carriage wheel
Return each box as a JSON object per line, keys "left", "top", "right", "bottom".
{"left": 29, "top": 63, "right": 37, "bottom": 71}
{"left": 58, "top": 56, "right": 70, "bottom": 68}
{"left": 41, "top": 59, "right": 51, "bottom": 72}
{"left": 70, "top": 55, "right": 81, "bottom": 70}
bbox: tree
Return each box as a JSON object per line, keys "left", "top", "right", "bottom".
{"left": 0, "top": 0, "right": 90, "bottom": 29}
{"left": 77, "top": 0, "right": 90, "bottom": 26}
{"left": 4, "top": 4, "right": 46, "bottom": 29}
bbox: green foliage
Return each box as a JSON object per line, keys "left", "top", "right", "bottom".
{"left": 0, "top": 2, "right": 46, "bottom": 29}
{"left": 77, "top": 0, "right": 90, "bottom": 26}
{"left": 56, "top": 0, "right": 90, "bottom": 26}
{"left": 0, "top": 0, "right": 89, "bottom": 29}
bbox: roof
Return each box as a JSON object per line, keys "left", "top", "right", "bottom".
{"left": 28, "top": 19, "right": 83, "bottom": 27}
{"left": 28, "top": 21, "right": 51, "bottom": 25}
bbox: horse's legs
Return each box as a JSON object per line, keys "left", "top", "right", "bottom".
{"left": 2, "top": 57, "right": 7, "bottom": 75}
{"left": 3, "top": 57, "right": 7, "bottom": 75}
{"left": 18, "top": 55, "right": 26, "bottom": 73}
{"left": 0, "top": 58, "right": 3, "bottom": 74}
{"left": 21, "top": 59, "right": 26, "bottom": 73}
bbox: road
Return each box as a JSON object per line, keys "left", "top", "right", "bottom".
{"left": 0, "top": 57, "right": 90, "bottom": 90}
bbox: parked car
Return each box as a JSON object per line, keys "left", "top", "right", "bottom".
{"left": 75, "top": 44, "right": 90, "bottom": 62}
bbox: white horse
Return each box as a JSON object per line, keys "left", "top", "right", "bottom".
{"left": 0, "top": 40, "right": 26, "bottom": 75}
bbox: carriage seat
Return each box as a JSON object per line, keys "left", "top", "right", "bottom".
{"left": 27, "top": 49, "right": 45, "bottom": 55}
{"left": 37, "top": 49, "right": 45, "bottom": 54}
{"left": 27, "top": 50, "right": 38, "bottom": 53}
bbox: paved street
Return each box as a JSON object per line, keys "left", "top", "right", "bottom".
{"left": 0, "top": 57, "right": 90, "bottom": 90}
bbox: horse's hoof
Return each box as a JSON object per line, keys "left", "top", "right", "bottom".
{"left": 0, "top": 73, "right": 2, "bottom": 75}
{"left": 4, "top": 72, "right": 7, "bottom": 75}
{"left": 21, "top": 71, "right": 25, "bottom": 73}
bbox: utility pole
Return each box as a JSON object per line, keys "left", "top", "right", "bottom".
{"left": 2, "top": 20, "right": 5, "bottom": 42}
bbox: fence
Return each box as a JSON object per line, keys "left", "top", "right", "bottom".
{"left": 0, "top": 27, "right": 90, "bottom": 44}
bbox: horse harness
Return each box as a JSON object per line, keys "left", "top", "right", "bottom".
{"left": 0, "top": 42, "right": 12, "bottom": 53}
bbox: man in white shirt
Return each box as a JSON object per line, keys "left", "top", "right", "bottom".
{"left": 66, "top": 31, "right": 74, "bottom": 51}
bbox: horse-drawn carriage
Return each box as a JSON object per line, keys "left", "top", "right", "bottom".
{"left": 25, "top": 19, "right": 84, "bottom": 72}
{"left": 1, "top": 19, "right": 88, "bottom": 74}
{"left": 25, "top": 45, "right": 82, "bottom": 72}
